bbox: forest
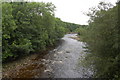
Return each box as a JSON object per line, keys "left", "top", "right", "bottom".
{"left": 2, "top": 1, "right": 120, "bottom": 79}
{"left": 76, "top": 1, "right": 120, "bottom": 79}
{"left": 2, "top": 2, "right": 79, "bottom": 62}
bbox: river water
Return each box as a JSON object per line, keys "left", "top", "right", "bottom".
{"left": 3, "top": 34, "right": 93, "bottom": 78}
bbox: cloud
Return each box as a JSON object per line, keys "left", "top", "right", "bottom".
{"left": 33, "top": 0, "right": 117, "bottom": 25}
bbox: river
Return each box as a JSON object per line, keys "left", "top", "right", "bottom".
{"left": 3, "top": 34, "right": 93, "bottom": 78}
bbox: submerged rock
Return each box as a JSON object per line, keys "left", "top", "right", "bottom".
{"left": 66, "top": 51, "right": 70, "bottom": 53}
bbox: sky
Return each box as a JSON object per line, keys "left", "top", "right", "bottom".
{"left": 30, "top": 0, "right": 117, "bottom": 25}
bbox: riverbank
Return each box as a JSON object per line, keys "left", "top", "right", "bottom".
{"left": 2, "top": 39, "right": 62, "bottom": 78}
{"left": 69, "top": 35, "right": 80, "bottom": 41}
{"left": 2, "top": 34, "right": 93, "bottom": 78}
{"left": 2, "top": 47, "right": 54, "bottom": 78}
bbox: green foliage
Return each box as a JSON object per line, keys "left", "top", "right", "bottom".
{"left": 79, "top": 2, "right": 120, "bottom": 79}
{"left": 75, "top": 25, "right": 88, "bottom": 40}
{"left": 2, "top": 2, "right": 67, "bottom": 62}
{"left": 64, "top": 22, "right": 80, "bottom": 32}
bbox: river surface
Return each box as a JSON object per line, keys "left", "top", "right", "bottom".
{"left": 3, "top": 34, "right": 93, "bottom": 78}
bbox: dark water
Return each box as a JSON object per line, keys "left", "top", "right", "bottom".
{"left": 3, "top": 34, "right": 93, "bottom": 78}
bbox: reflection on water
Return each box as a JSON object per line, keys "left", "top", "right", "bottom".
{"left": 3, "top": 34, "right": 93, "bottom": 78}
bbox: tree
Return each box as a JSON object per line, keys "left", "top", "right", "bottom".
{"left": 2, "top": 2, "right": 67, "bottom": 62}
{"left": 79, "top": 2, "right": 120, "bottom": 79}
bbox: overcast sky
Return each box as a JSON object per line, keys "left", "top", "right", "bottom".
{"left": 31, "top": 0, "right": 117, "bottom": 25}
